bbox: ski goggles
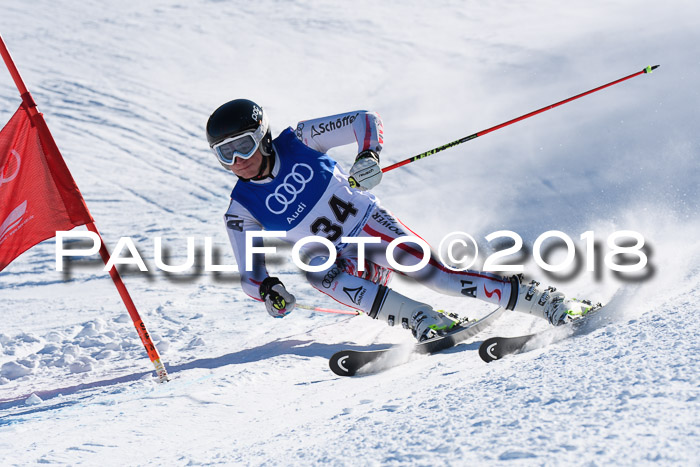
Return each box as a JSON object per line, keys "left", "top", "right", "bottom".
{"left": 211, "top": 114, "right": 269, "bottom": 166}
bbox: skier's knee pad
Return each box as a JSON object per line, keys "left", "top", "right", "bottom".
{"left": 337, "top": 257, "right": 393, "bottom": 286}
{"left": 306, "top": 256, "right": 383, "bottom": 312}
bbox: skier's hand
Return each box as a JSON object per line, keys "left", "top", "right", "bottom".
{"left": 349, "top": 150, "right": 382, "bottom": 190}
{"left": 259, "top": 277, "right": 296, "bottom": 318}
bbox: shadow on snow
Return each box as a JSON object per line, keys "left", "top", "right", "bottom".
{"left": 0, "top": 338, "right": 392, "bottom": 420}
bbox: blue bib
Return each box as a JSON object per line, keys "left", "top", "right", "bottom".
{"left": 231, "top": 128, "right": 337, "bottom": 231}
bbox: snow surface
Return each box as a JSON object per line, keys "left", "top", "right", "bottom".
{"left": 1, "top": 0, "right": 699, "bottom": 465}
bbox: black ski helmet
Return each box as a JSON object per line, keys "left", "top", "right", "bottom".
{"left": 206, "top": 99, "right": 274, "bottom": 170}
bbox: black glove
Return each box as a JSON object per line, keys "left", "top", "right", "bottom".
{"left": 259, "top": 276, "right": 296, "bottom": 318}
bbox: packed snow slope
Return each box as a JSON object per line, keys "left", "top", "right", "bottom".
{"left": 1, "top": 1, "right": 699, "bottom": 465}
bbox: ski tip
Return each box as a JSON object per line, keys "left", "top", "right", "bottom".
{"left": 329, "top": 352, "right": 356, "bottom": 377}
{"left": 644, "top": 65, "right": 660, "bottom": 73}
{"left": 478, "top": 337, "right": 501, "bottom": 363}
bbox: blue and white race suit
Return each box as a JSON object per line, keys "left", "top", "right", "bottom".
{"left": 224, "top": 110, "right": 513, "bottom": 312}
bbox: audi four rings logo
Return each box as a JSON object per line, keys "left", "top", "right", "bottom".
{"left": 265, "top": 163, "right": 314, "bottom": 214}
{"left": 322, "top": 267, "right": 341, "bottom": 288}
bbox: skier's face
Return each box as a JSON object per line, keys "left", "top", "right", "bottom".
{"left": 230, "top": 149, "right": 264, "bottom": 179}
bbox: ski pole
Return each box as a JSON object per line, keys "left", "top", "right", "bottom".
{"left": 296, "top": 303, "right": 361, "bottom": 315}
{"left": 382, "top": 65, "right": 660, "bottom": 174}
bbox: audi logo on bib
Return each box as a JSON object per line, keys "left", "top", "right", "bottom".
{"left": 265, "top": 163, "right": 314, "bottom": 214}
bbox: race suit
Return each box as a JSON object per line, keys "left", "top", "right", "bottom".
{"left": 224, "top": 110, "right": 514, "bottom": 313}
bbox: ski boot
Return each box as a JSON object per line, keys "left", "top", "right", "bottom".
{"left": 509, "top": 276, "right": 597, "bottom": 326}
{"left": 371, "top": 287, "right": 459, "bottom": 341}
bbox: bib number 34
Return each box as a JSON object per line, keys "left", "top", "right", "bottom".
{"left": 310, "top": 195, "right": 358, "bottom": 242}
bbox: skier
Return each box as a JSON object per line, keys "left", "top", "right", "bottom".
{"left": 207, "top": 99, "right": 594, "bottom": 341}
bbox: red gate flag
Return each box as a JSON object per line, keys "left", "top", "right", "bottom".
{"left": 1, "top": 34, "right": 169, "bottom": 382}
{"left": 0, "top": 105, "right": 93, "bottom": 271}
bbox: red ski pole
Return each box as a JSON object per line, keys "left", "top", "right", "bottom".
{"left": 296, "top": 303, "right": 361, "bottom": 316}
{"left": 381, "top": 65, "right": 660, "bottom": 174}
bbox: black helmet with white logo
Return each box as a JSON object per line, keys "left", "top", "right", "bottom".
{"left": 206, "top": 99, "right": 273, "bottom": 174}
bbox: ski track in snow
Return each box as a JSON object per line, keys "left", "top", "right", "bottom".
{"left": 1, "top": 0, "right": 699, "bottom": 465}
